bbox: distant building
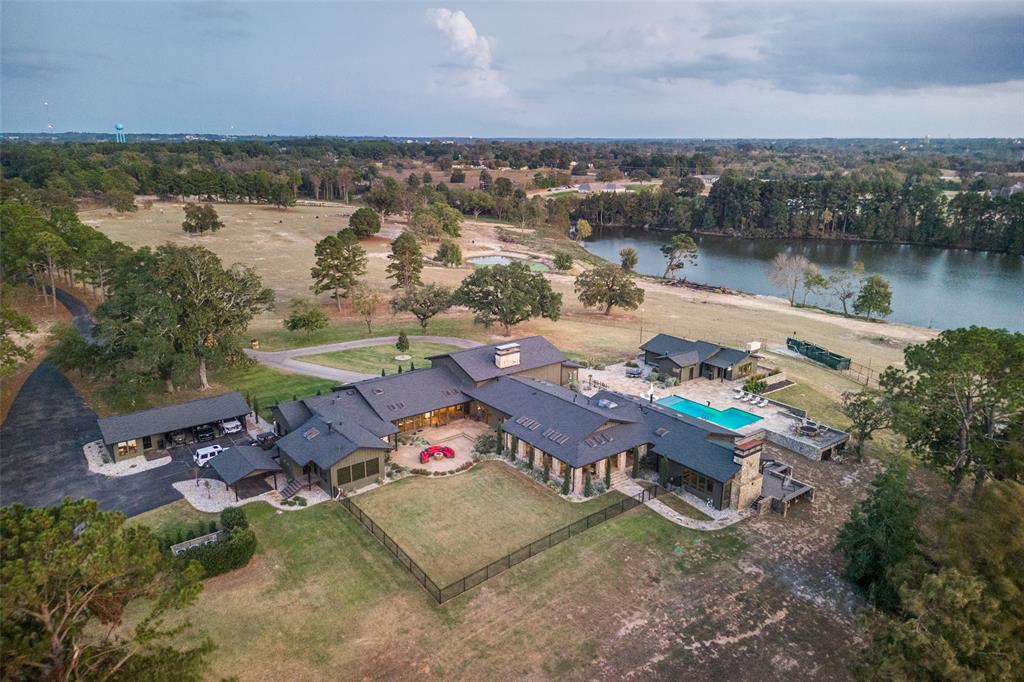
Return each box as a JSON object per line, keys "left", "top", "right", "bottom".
{"left": 694, "top": 174, "right": 720, "bottom": 189}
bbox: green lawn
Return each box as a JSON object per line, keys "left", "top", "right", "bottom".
{"left": 128, "top": 499, "right": 219, "bottom": 544}
{"left": 250, "top": 317, "right": 481, "bottom": 352}
{"left": 296, "top": 342, "right": 460, "bottom": 375}
{"left": 769, "top": 383, "right": 852, "bottom": 430}
{"left": 355, "top": 461, "right": 626, "bottom": 585}
{"left": 212, "top": 363, "right": 338, "bottom": 418}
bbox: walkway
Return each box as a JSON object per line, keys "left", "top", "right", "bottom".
{"left": 615, "top": 479, "right": 748, "bottom": 531}
{"left": 244, "top": 335, "right": 482, "bottom": 382}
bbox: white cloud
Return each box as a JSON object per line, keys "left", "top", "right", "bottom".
{"left": 426, "top": 8, "right": 510, "bottom": 100}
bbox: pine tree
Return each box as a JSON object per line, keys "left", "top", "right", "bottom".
{"left": 584, "top": 471, "right": 594, "bottom": 497}
{"left": 396, "top": 330, "right": 410, "bottom": 352}
{"left": 562, "top": 467, "right": 572, "bottom": 495}
{"left": 605, "top": 458, "right": 612, "bottom": 487}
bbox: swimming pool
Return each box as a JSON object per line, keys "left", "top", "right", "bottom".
{"left": 656, "top": 396, "right": 763, "bottom": 430}
{"left": 466, "top": 255, "right": 550, "bottom": 272}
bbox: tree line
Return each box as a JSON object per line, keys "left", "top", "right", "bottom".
{"left": 835, "top": 326, "right": 1023, "bottom": 679}
{"left": 573, "top": 174, "right": 1024, "bottom": 254}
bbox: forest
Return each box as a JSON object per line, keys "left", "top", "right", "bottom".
{"left": 2, "top": 137, "right": 1022, "bottom": 254}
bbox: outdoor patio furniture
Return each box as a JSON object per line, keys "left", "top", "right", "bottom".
{"left": 757, "top": 398, "right": 769, "bottom": 407}
{"left": 441, "top": 446, "right": 455, "bottom": 458}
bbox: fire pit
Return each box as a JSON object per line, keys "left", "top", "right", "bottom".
{"left": 797, "top": 424, "right": 820, "bottom": 437}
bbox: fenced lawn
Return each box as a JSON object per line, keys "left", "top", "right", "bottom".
{"left": 297, "top": 341, "right": 461, "bottom": 375}
{"left": 355, "top": 461, "right": 624, "bottom": 585}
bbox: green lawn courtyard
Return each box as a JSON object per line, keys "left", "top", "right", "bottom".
{"left": 354, "top": 461, "right": 626, "bottom": 585}
{"left": 297, "top": 341, "right": 461, "bottom": 376}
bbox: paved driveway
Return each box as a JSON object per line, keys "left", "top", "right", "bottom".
{"left": 0, "top": 362, "right": 205, "bottom": 516}
{"left": 245, "top": 334, "right": 481, "bottom": 382}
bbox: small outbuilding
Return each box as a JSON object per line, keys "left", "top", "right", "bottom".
{"left": 209, "top": 446, "right": 283, "bottom": 500}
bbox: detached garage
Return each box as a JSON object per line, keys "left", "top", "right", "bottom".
{"left": 97, "top": 392, "right": 251, "bottom": 461}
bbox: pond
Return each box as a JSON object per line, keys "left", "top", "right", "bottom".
{"left": 582, "top": 231, "right": 1024, "bottom": 332}
{"left": 467, "top": 255, "right": 550, "bottom": 272}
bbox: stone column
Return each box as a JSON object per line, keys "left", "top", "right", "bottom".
{"left": 533, "top": 447, "right": 544, "bottom": 469}
{"left": 572, "top": 467, "right": 584, "bottom": 496}
{"left": 616, "top": 451, "right": 626, "bottom": 473}
{"left": 596, "top": 458, "right": 607, "bottom": 480}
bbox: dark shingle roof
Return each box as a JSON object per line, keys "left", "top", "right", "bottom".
{"left": 641, "top": 334, "right": 749, "bottom": 369}
{"left": 303, "top": 390, "right": 397, "bottom": 438}
{"left": 704, "top": 347, "right": 750, "bottom": 369}
{"left": 466, "top": 378, "right": 648, "bottom": 468}
{"left": 272, "top": 400, "right": 314, "bottom": 433}
{"left": 210, "top": 445, "right": 282, "bottom": 486}
{"left": 350, "top": 366, "right": 468, "bottom": 421}
{"left": 428, "top": 336, "right": 568, "bottom": 383}
{"left": 97, "top": 392, "right": 250, "bottom": 445}
{"left": 276, "top": 415, "right": 389, "bottom": 470}
{"left": 607, "top": 392, "right": 741, "bottom": 482}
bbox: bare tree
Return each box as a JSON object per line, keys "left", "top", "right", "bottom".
{"left": 768, "top": 253, "right": 809, "bottom": 306}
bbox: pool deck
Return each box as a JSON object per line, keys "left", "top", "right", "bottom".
{"left": 663, "top": 380, "right": 848, "bottom": 457}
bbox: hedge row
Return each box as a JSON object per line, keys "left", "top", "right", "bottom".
{"left": 178, "top": 527, "right": 257, "bottom": 578}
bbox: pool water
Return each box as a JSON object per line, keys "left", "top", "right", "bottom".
{"left": 656, "top": 396, "right": 763, "bottom": 430}
{"left": 467, "top": 255, "right": 550, "bottom": 272}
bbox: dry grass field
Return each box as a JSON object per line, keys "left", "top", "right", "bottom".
{"left": 83, "top": 200, "right": 927, "bottom": 379}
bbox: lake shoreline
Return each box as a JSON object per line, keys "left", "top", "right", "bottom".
{"left": 589, "top": 226, "right": 1024, "bottom": 257}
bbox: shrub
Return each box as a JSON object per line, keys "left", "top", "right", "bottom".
{"left": 474, "top": 433, "right": 497, "bottom": 456}
{"left": 543, "top": 458, "right": 550, "bottom": 482}
{"left": 220, "top": 507, "right": 249, "bottom": 532}
{"left": 593, "top": 480, "right": 606, "bottom": 495}
{"left": 584, "top": 471, "right": 594, "bottom": 497}
{"left": 177, "top": 527, "right": 257, "bottom": 578}
{"left": 396, "top": 330, "right": 410, "bottom": 353}
{"left": 208, "top": 520, "right": 218, "bottom": 534}
{"left": 553, "top": 253, "right": 573, "bottom": 271}
{"left": 294, "top": 496, "right": 307, "bottom": 506}
{"left": 604, "top": 461, "right": 611, "bottom": 488}
{"left": 625, "top": 360, "right": 638, "bottom": 368}
{"left": 562, "top": 469, "right": 571, "bottom": 495}
{"left": 744, "top": 378, "right": 768, "bottom": 394}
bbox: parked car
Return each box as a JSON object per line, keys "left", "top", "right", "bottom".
{"left": 193, "top": 444, "right": 225, "bottom": 467}
{"left": 169, "top": 430, "right": 188, "bottom": 446}
{"left": 625, "top": 366, "right": 643, "bottom": 378}
{"left": 220, "top": 418, "right": 243, "bottom": 434}
{"left": 254, "top": 431, "right": 278, "bottom": 449}
{"left": 194, "top": 424, "right": 216, "bottom": 442}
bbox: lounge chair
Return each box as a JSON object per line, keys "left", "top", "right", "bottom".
{"left": 739, "top": 393, "right": 751, "bottom": 402}
{"left": 758, "top": 398, "right": 769, "bottom": 407}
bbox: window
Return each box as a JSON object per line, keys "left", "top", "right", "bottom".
{"left": 681, "top": 468, "right": 715, "bottom": 495}
{"left": 365, "top": 457, "right": 380, "bottom": 477}
{"left": 337, "top": 466, "right": 352, "bottom": 485}
{"left": 351, "top": 461, "right": 366, "bottom": 481}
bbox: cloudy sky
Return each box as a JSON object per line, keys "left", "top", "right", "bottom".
{"left": 2, "top": 1, "right": 1021, "bottom": 137}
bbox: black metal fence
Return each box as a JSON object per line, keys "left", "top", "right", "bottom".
{"left": 339, "top": 485, "right": 659, "bottom": 604}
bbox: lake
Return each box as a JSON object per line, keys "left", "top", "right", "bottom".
{"left": 582, "top": 231, "right": 1024, "bottom": 332}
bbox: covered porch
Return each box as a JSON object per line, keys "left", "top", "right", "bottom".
{"left": 209, "top": 445, "right": 283, "bottom": 501}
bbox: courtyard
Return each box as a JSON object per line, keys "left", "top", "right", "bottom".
{"left": 354, "top": 460, "right": 625, "bottom": 585}
{"left": 390, "top": 420, "right": 490, "bottom": 473}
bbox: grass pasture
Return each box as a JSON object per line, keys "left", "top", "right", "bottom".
{"left": 297, "top": 341, "right": 461, "bottom": 375}
{"left": 354, "top": 461, "right": 625, "bottom": 585}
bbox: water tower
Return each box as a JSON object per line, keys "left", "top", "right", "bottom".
{"left": 114, "top": 123, "right": 125, "bottom": 143}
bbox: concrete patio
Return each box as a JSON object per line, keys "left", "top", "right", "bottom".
{"left": 665, "top": 380, "right": 849, "bottom": 460}
{"left": 391, "top": 420, "right": 490, "bottom": 472}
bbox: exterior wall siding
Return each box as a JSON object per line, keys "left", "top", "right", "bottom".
{"left": 330, "top": 448, "right": 386, "bottom": 494}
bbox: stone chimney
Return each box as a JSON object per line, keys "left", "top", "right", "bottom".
{"left": 729, "top": 433, "right": 764, "bottom": 510}
{"left": 494, "top": 342, "right": 521, "bottom": 369}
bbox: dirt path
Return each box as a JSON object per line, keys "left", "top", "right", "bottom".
{"left": 244, "top": 335, "right": 481, "bottom": 383}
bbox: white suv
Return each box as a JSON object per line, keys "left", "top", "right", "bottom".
{"left": 193, "top": 444, "right": 225, "bottom": 467}
{"left": 220, "top": 418, "right": 243, "bottom": 434}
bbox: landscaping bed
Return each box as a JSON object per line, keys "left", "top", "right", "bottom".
{"left": 296, "top": 341, "right": 461, "bottom": 375}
